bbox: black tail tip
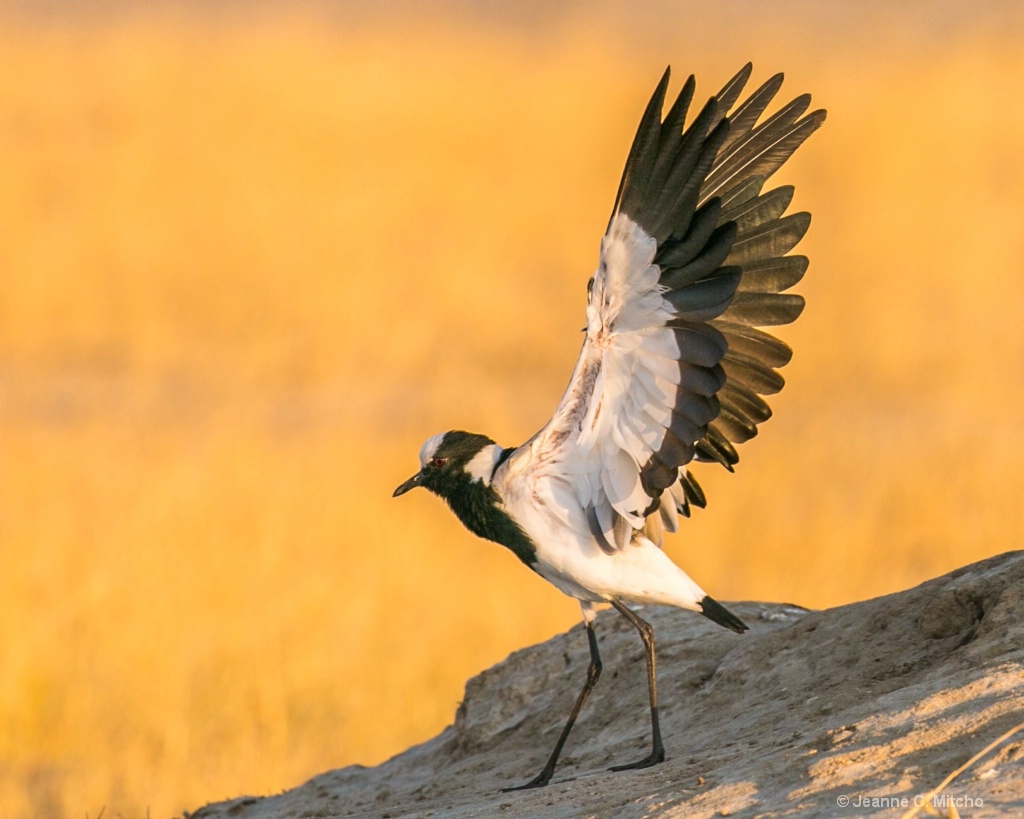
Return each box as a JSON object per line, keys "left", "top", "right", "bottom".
{"left": 700, "top": 595, "right": 749, "bottom": 634}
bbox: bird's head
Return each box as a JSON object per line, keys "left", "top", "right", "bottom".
{"left": 393, "top": 430, "right": 500, "bottom": 499}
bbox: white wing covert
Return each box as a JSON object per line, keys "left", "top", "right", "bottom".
{"left": 506, "top": 65, "right": 825, "bottom": 553}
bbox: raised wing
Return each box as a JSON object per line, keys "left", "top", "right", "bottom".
{"left": 506, "top": 65, "right": 825, "bottom": 552}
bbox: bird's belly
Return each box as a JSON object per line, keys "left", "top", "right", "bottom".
{"left": 527, "top": 525, "right": 705, "bottom": 611}
{"left": 500, "top": 474, "right": 705, "bottom": 610}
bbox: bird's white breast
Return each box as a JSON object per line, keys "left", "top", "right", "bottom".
{"left": 496, "top": 464, "right": 706, "bottom": 611}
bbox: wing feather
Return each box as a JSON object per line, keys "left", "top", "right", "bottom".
{"left": 720, "top": 185, "right": 794, "bottom": 232}
{"left": 501, "top": 66, "right": 825, "bottom": 550}
{"left": 708, "top": 62, "right": 754, "bottom": 131}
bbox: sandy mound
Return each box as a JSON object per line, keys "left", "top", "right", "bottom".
{"left": 188, "top": 552, "right": 1024, "bottom": 818}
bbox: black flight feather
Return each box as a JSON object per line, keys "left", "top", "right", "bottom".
{"left": 721, "top": 292, "right": 806, "bottom": 326}
{"left": 644, "top": 74, "right": 697, "bottom": 207}
{"left": 708, "top": 62, "right": 753, "bottom": 131}
{"left": 720, "top": 355, "right": 785, "bottom": 395}
{"left": 681, "top": 470, "right": 706, "bottom": 509}
{"left": 734, "top": 255, "right": 808, "bottom": 294}
{"left": 646, "top": 99, "right": 724, "bottom": 242}
{"left": 715, "top": 72, "right": 785, "bottom": 157}
{"left": 717, "top": 174, "right": 766, "bottom": 211}
{"left": 655, "top": 198, "right": 723, "bottom": 271}
{"left": 713, "top": 322, "right": 794, "bottom": 369}
{"left": 720, "top": 185, "right": 795, "bottom": 233}
{"left": 703, "top": 102, "right": 825, "bottom": 204}
{"left": 659, "top": 224, "right": 737, "bottom": 291}
{"left": 612, "top": 67, "right": 672, "bottom": 228}
{"left": 724, "top": 211, "right": 810, "bottom": 266}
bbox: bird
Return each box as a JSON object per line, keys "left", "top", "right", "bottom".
{"left": 393, "top": 63, "right": 825, "bottom": 790}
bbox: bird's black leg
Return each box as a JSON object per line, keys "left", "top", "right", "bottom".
{"left": 501, "top": 619, "right": 603, "bottom": 791}
{"left": 609, "top": 599, "right": 665, "bottom": 771}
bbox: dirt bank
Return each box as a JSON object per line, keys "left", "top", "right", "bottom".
{"left": 188, "top": 552, "right": 1024, "bottom": 818}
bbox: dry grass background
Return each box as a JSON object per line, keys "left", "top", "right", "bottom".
{"left": 1, "top": 3, "right": 1023, "bottom": 817}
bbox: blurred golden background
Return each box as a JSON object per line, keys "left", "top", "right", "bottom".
{"left": 2, "top": 1, "right": 1023, "bottom": 816}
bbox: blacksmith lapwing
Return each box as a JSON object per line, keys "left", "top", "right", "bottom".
{"left": 394, "top": 63, "right": 825, "bottom": 789}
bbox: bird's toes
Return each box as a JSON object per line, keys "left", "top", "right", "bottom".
{"left": 500, "top": 771, "right": 553, "bottom": 792}
{"left": 609, "top": 748, "right": 666, "bottom": 772}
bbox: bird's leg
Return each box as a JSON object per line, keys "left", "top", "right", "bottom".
{"left": 501, "top": 619, "right": 603, "bottom": 791}
{"left": 609, "top": 599, "right": 665, "bottom": 771}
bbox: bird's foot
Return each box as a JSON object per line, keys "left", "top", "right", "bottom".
{"left": 500, "top": 769, "right": 553, "bottom": 792}
{"left": 609, "top": 747, "right": 665, "bottom": 772}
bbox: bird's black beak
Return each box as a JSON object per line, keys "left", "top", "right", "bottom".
{"left": 393, "top": 472, "right": 423, "bottom": 497}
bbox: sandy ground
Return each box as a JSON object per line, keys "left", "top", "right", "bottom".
{"left": 187, "top": 552, "right": 1024, "bottom": 818}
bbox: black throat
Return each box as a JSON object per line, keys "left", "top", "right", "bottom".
{"left": 437, "top": 476, "right": 538, "bottom": 567}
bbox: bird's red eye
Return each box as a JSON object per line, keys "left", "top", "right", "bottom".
{"left": 431, "top": 456, "right": 447, "bottom": 468}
